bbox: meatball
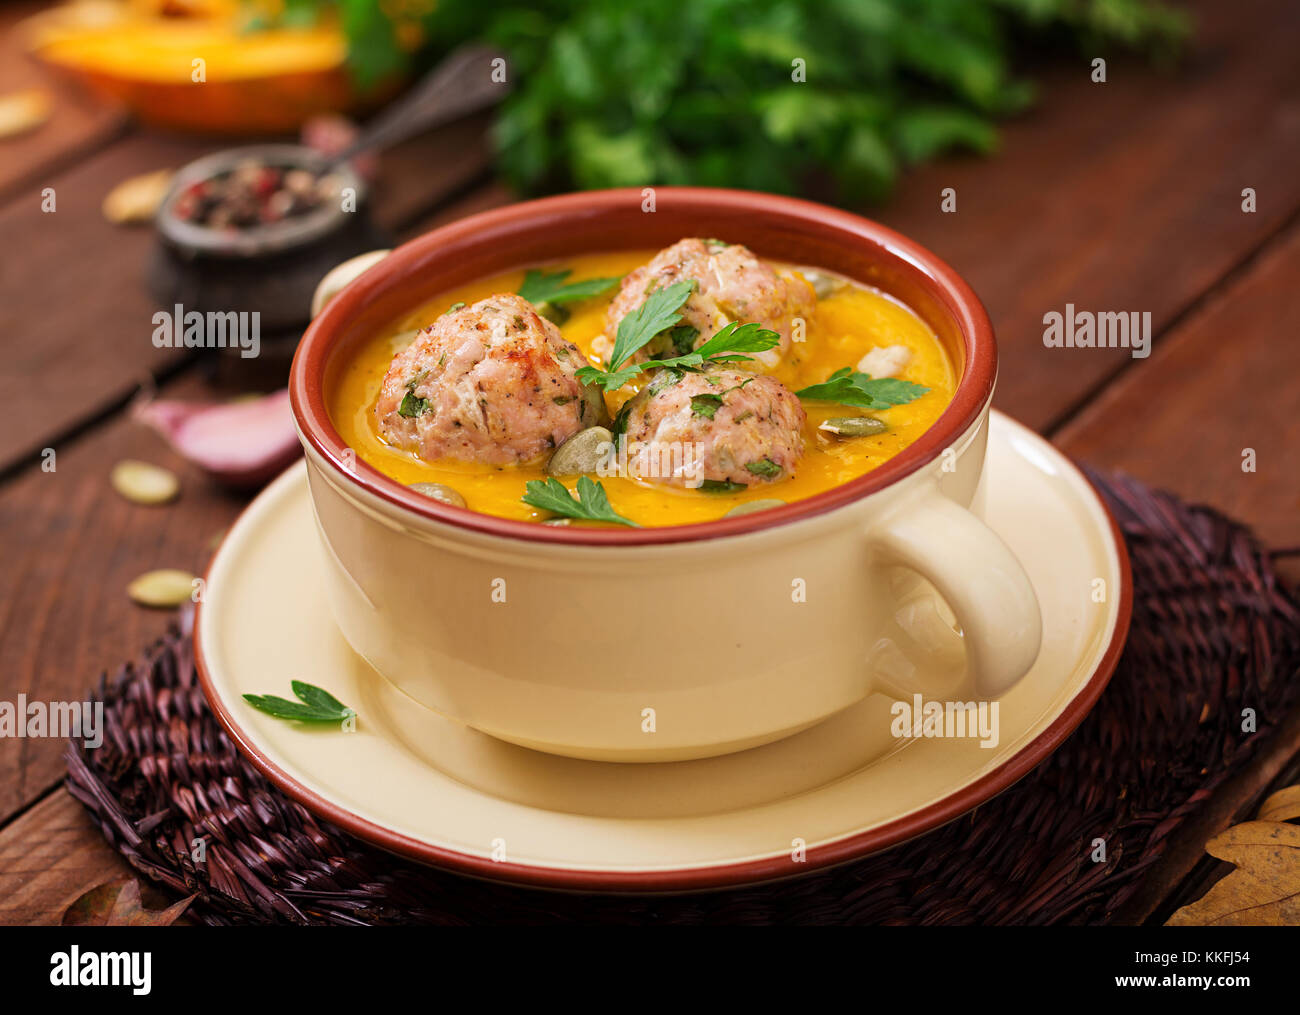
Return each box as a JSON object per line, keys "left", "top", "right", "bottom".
{"left": 604, "top": 238, "right": 815, "bottom": 367}
{"left": 618, "top": 368, "right": 806, "bottom": 488}
{"left": 375, "top": 293, "right": 603, "bottom": 466}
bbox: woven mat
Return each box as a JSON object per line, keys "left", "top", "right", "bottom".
{"left": 65, "top": 469, "right": 1300, "bottom": 925}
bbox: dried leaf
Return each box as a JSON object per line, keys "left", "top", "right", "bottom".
{"left": 1167, "top": 810, "right": 1300, "bottom": 926}
{"left": 102, "top": 168, "right": 174, "bottom": 225}
{"left": 110, "top": 459, "right": 179, "bottom": 505}
{"left": 1257, "top": 785, "right": 1300, "bottom": 824}
{"left": 127, "top": 568, "right": 197, "bottom": 607}
{"left": 0, "top": 89, "right": 51, "bottom": 139}
{"left": 63, "top": 879, "right": 193, "bottom": 927}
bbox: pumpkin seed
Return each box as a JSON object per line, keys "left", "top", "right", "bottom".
{"left": 127, "top": 569, "right": 197, "bottom": 608}
{"left": 0, "top": 89, "right": 50, "bottom": 140}
{"left": 724, "top": 498, "right": 786, "bottom": 517}
{"left": 103, "top": 168, "right": 174, "bottom": 225}
{"left": 110, "top": 459, "right": 179, "bottom": 505}
{"left": 542, "top": 518, "right": 572, "bottom": 526}
{"left": 408, "top": 482, "right": 467, "bottom": 508}
{"left": 578, "top": 381, "right": 611, "bottom": 427}
{"left": 547, "top": 426, "right": 613, "bottom": 476}
{"left": 819, "top": 416, "right": 888, "bottom": 438}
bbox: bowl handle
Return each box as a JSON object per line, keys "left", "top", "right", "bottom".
{"left": 868, "top": 482, "right": 1042, "bottom": 702}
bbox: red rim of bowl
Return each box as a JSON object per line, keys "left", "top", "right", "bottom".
{"left": 289, "top": 187, "right": 997, "bottom": 545}
{"left": 193, "top": 443, "right": 1132, "bottom": 893}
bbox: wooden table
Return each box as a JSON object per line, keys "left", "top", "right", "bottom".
{"left": 1, "top": 0, "right": 1297, "bottom": 925}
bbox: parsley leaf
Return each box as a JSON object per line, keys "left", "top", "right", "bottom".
{"left": 604, "top": 280, "right": 697, "bottom": 372}
{"left": 691, "top": 321, "right": 781, "bottom": 361}
{"left": 243, "top": 681, "right": 356, "bottom": 724}
{"left": 610, "top": 402, "right": 632, "bottom": 444}
{"left": 398, "top": 390, "right": 431, "bottom": 417}
{"left": 699, "top": 479, "right": 747, "bottom": 493}
{"left": 666, "top": 324, "right": 699, "bottom": 355}
{"left": 522, "top": 475, "right": 639, "bottom": 527}
{"left": 795, "top": 368, "right": 929, "bottom": 410}
{"left": 518, "top": 268, "right": 622, "bottom": 306}
{"left": 690, "top": 393, "right": 725, "bottom": 419}
{"left": 578, "top": 360, "right": 644, "bottom": 392}
{"left": 577, "top": 320, "right": 779, "bottom": 391}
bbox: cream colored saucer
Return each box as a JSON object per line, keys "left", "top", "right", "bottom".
{"left": 197, "top": 410, "right": 1130, "bottom": 892}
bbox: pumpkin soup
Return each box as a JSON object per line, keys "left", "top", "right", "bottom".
{"left": 329, "top": 243, "right": 956, "bottom": 527}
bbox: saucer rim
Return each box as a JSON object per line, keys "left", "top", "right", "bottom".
{"left": 194, "top": 411, "right": 1132, "bottom": 894}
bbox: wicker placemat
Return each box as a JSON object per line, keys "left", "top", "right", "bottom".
{"left": 65, "top": 469, "right": 1300, "bottom": 925}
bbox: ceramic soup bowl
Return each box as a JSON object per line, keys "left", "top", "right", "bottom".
{"left": 289, "top": 188, "right": 1043, "bottom": 762}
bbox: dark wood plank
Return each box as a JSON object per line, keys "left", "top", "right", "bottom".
{"left": 0, "top": 789, "right": 135, "bottom": 926}
{"left": 876, "top": 0, "right": 1300, "bottom": 432}
{"left": 0, "top": 2, "right": 128, "bottom": 202}
{"left": 1054, "top": 220, "right": 1300, "bottom": 551}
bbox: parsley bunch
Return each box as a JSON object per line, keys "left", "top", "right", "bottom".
{"left": 319, "top": 0, "right": 1187, "bottom": 200}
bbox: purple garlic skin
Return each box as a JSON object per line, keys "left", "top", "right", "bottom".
{"left": 134, "top": 389, "right": 300, "bottom": 488}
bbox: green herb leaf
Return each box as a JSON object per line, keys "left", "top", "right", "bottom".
{"left": 690, "top": 393, "right": 725, "bottom": 419}
{"left": 795, "top": 368, "right": 929, "bottom": 410}
{"left": 243, "top": 681, "right": 356, "bottom": 724}
{"left": 576, "top": 361, "right": 645, "bottom": 391}
{"left": 605, "top": 279, "right": 697, "bottom": 372}
{"left": 522, "top": 476, "right": 639, "bottom": 527}
{"left": 291, "top": 680, "right": 351, "bottom": 713}
{"left": 666, "top": 324, "right": 700, "bottom": 356}
{"left": 444, "top": 301, "right": 466, "bottom": 316}
{"left": 699, "top": 479, "right": 747, "bottom": 493}
{"left": 519, "top": 268, "right": 622, "bottom": 307}
{"left": 337, "top": 3, "right": 1188, "bottom": 198}
{"left": 398, "top": 389, "right": 432, "bottom": 418}
{"left": 691, "top": 321, "right": 780, "bottom": 361}
{"left": 577, "top": 319, "right": 779, "bottom": 391}
{"left": 746, "top": 458, "right": 782, "bottom": 478}
{"left": 610, "top": 402, "right": 632, "bottom": 444}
